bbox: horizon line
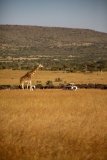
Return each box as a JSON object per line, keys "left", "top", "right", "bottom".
{"left": 0, "top": 23, "right": 107, "bottom": 34}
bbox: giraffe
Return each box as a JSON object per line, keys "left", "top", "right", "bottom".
{"left": 20, "top": 64, "right": 43, "bottom": 90}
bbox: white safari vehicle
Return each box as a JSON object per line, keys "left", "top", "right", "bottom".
{"left": 63, "top": 83, "right": 78, "bottom": 91}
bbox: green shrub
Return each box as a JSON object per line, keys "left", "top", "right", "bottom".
{"left": 55, "top": 78, "right": 62, "bottom": 82}
{"left": 46, "top": 80, "right": 53, "bottom": 85}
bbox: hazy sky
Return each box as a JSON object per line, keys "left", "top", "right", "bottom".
{"left": 0, "top": 0, "right": 107, "bottom": 33}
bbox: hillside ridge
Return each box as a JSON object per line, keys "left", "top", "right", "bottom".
{"left": 0, "top": 25, "right": 107, "bottom": 71}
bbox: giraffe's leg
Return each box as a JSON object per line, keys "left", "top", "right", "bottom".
{"left": 21, "top": 83, "right": 24, "bottom": 90}
{"left": 27, "top": 83, "right": 29, "bottom": 89}
{"left": 30, "top": 81, "right": 32, "bottom": 90}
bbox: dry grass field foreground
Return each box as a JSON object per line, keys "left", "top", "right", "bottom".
{"left": 0, "top": 89, "right": 107, "bottom": 160}
{"left": 0, "top": 69, "right": 107, "bottom": 86}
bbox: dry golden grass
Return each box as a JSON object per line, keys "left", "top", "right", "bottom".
{"left": 0, "top": 69, "right": 107, "bottom": 85}
{"left": 0, "top": 89, "right": 107, "bottom": 160}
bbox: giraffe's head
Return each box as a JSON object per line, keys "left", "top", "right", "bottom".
{"left": 39, "top": 64, "right": 43, "bottom": 68}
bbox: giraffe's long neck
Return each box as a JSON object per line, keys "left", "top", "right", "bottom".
{"left": 27, "top": 65, "right": 40, "bottom": 76}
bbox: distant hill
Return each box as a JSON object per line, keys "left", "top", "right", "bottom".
{"left": 0, "top": 25, "right": 107, "bottom": 71}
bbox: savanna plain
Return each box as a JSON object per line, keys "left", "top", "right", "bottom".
{"left": 0, "top": 70, "right": 107, "bottom": 160}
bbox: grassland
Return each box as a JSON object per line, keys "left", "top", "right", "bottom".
{"left": 0, "top": 70, "right": 107, "bottom": 159}
{"left": 0, "top": 89, "right": 107, "bottom": 160}
{"left": 0, "top": 69, "right": 107, "bottom": 86}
